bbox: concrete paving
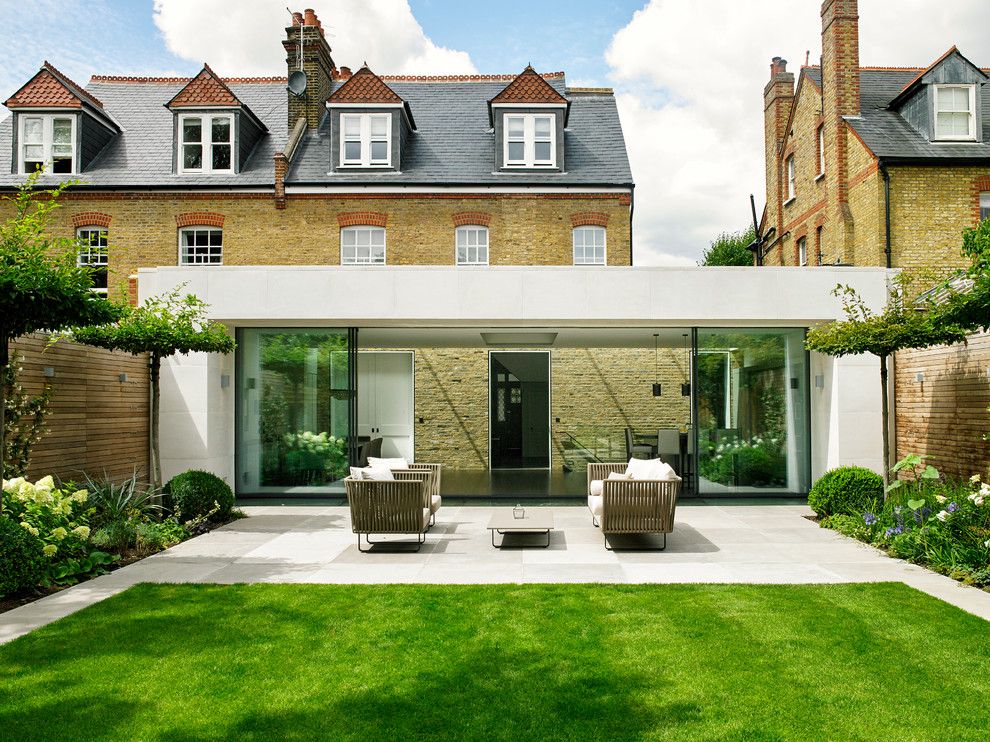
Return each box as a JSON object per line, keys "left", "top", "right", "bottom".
{"left": 3, "top": 502, "right": 989, "bottom": 644}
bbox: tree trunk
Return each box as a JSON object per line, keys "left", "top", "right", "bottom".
{"left": 0, "top": 335, "right": 7, "bottom": 510}
{"left": 880, "top": 352, "right": 891, "bottom": 492}
{"left": 150, "top": 354, "right": 162, "bottom": 492}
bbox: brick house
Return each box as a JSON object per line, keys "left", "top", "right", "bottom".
{"left": 1, "top": 8, "right": 891, "bottom": 498}
{"left": 760, "top": 0, "right": 990, "bottom": 478}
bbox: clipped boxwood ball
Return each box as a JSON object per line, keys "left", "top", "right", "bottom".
{"left": 163, "top": 470, "right": 234, "bottom": 522}
{"left": 808, "top": 466, "right": 884, "bottom": 517}
{"left": 0, "top": 517, "right": 46, "bottom": 597}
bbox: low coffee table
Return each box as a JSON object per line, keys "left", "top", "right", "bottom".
{"left": 487, "top": 510, "right": 554, "bottom": 548}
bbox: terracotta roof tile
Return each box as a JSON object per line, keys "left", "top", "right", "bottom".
{"left": 327, "top": 65, "right": 403, "bottom": 104}
{"left": 490, "top": 65, "right": 568, "bottom": 105}
{"left": 5, "top": 62, "right": 104, "bottom": 110}
{"left": 167, "top": 64, "right": 242, "bottom": 108}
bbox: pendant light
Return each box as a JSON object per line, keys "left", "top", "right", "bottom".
{"left": 652, "top": 333, "right": 662, "bottom": 396}
{"left": 681, "top": 332, "right": 691, "bottom": 396}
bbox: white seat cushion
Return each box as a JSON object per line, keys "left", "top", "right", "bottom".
{"left": 368, "top": 457, "right": 409, "bottom": 470}
{"left": 626, "top": 457, "right": 676, "bottom": 480}
{"left": 588, "top": 495, "right": 603, "bottom": 518}
{"left": 590, "top": 479, "right": 604, "bottom": 497}
{"left": 430, "top": 494, "right": 442, "bottom": 513}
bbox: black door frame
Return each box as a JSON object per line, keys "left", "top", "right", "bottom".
{"left": 488, "top": 350, "right": 552, "bottom": 470}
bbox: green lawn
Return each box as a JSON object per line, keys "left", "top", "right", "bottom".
{"left": 1, "top": 583, "right": 988, "bottom": 740}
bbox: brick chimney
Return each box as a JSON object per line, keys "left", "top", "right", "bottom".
{"left": 821, "top": 0, "right": 859, "bottom": 260}
{"left": 764, "top": 56, "right": 795, "bottom": 236}
{"left": 284, "top": 8, "right": 336, "bottom": 129}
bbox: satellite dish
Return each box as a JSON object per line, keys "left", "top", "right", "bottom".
{"left": 288, "top": 70, "right": 308, "bottom": 97}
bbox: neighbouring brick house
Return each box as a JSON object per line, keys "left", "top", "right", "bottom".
{"left": 761, "top": 0, "right": 990, "bottom": 478}
{"left": 1, "top": 8, "right": 893, "bottom": 498}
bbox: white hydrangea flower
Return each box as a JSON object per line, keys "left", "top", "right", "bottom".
{"left": 72, "top": 525, "right": 90, "bottom": 540}
{"left": 935, "top": 510, "right": 949, "bottom": 522}
{"left": 42, "top": 544, "right": 57, "bottom": 557}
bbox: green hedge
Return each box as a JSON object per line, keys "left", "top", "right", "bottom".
{"left": 808, "top": 466, "right": 884, "bottom": 517}
{"left": 163, "top": 470, "right": 234, "bottom": 522}
{"left": 0, "top": 516, "right": 46, "bottom": 597}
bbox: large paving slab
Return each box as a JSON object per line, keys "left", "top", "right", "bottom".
{"left": 2, "top": 502, "right": 989, "bottom": 644}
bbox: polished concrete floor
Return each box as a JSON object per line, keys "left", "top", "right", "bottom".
{"left": 3, "top": 502, "right": 989, "bottom": 644}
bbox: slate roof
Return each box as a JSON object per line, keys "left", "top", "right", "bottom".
{"left": 803, "top": 66, "right": 990, "bottom": 161}
{"left": 167, "top": 65, "right": 242, "bottom": 108}
{"left": 0, "top": 70, "right": 632, "bottom": 189}
{"left": 327, "top": 65, "right": 403, "bottom": 104}
{"left": 290, "top": 75, "right": 632, "bottom": 186}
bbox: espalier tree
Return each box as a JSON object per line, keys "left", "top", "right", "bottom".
{"left": 0, "top": 174, "right": 119, "bottom": 504}
{"left": 806, "top": 272, "right": 967, "bottom": 489}
{"left": 73, "top": 287, "right": 235, "bottom": 491}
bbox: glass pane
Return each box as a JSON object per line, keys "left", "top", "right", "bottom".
{"left": 370, "top": 141, "right": 388, "bottom": 162}
{"left": 507, "top": 117, "right": 524, "bottom": 137}
{"left": 370, "top": 116, "right": 388, "bottom": 137}
{"left": 52, "top": 156, "right": 72, "bottom": 174}
{"left": 211, "top": 117, "right": 230, "bottom": 143}
{"left": 508, "top": 141, "right": 524, "bottom": 161}
{"left": 534, "top": 117, "right": 552, "bottom": 136}
{"left": 183, "top": 144, "right": 202, "bottom": 169}
{"left": 356, "top": 229, "right": 371, "bottom": 247}
{"left": 534, "top": 141, "right": 552, "bottom": 161}
{"left": 457, "top": 246, "right": 468, "bottom": 263}
{"left": 236, "top": 329, "right": 353, "bottom": 492}
{"left": 696, "top": 329, "right": 809, "bottom": 495}
{"left": 344, "top": 141, "right": 362, "bottom": 161}
{"left": 23, "top": 144, "right": 43, "bottom": 159}
{"left": 23, "top": 118, "right": 43, "bottom": 144}
{"left": 212, "top": 144, "right": 232, "bottom": 170}
{"left": 342, "top": 229, "right": 356, "bottom": 246}
{"left": 343, "top": 116, "right": 361, "bottom": 137}
{"left": 182, "top": 118, "right": 202, "bottom": 143}
{"left": 52, "top": 119, "right": 72, "bottom": 144}
{"left": 370, "top": 228, "right": 385, "bottom": 246}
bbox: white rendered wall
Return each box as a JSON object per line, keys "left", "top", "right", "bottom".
{"left": 138, "top": 266, "right": 891, "bottom": 489}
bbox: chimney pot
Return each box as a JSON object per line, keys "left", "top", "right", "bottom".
{"left": 340, "top": 66, "right": 352, "bottom": 79}
{"left": 304, "top": 8, "right": 317, "bottom": 26}
{"left": 770, "top": 57, "right": 788, "bottom": 78}
{"left": 292, "top": 11, "right": 303, "bottom": 26}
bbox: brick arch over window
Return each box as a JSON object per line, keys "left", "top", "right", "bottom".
{"left": 452, "top": 211, "right": 492, "bottom": 227}
{"left": 570, "top": 211, "right": 609, "bottom": 228}
{"left": 338, "top": 211, "right": 387, "bottom": 228}
{"left": 71, "top": 211, "right": 112, "bottom": 229}
{"left": 176, "top": 212, "right": 225, "bottom": 229}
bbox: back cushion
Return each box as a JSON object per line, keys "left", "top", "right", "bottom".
{"left": 367, "top": 457, "right": 410, "bottom": 470}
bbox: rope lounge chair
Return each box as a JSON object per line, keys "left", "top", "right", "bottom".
{"left": 586, "top": 463, "right": 681, "bottom": 550}
{"left": 345, "top": 474, "right": 432, "bottom": 552}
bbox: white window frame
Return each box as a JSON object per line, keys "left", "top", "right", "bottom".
{"left": 785, "top": 155, "right": 796, "bottom": 201}
{"left": 76, "top": 226, "right": 109, "bottom": 295}
{"left": 572, "top": 225, "right": 606, "bottom": 265}
{"left": 18, "top": 114, "right": 76, "bottom": 175}
{"left": 980, "top": 192, "right": 990, "bottom": 222}
{"left": 339, "top": 113, "right": 392, "bottom": 168}
{"left": 503, "top": 113, "right": 556, "bottom": 168}
{"left": 933, "top": 84, "right": 977, "bottom": 142}
{"left": 340, "top": 225, "right": 387, "bottom": 265}
{"left": 817, "top": 125, "right": 825, "bottom": 177}
{"left": 178, "top": 227, "right": 224, "bottom": 265}
{"left": 797, "top": 236, "right": 808, "bottom": 266}
{"left": 455, "top": 225, "right": 489, "bottom": 265}
{"left": 178, "top": 113, "right": 235, "bottom": 174}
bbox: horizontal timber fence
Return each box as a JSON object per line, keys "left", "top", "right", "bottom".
{"left": 8, "top": 333, "right": 149, "bottom": 483}
{"left": 895, "top": 330, "right": 990, "bottom": 481}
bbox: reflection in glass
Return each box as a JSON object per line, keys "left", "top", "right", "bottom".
{"left": 237, "top": 329, "right": 351, "bottom": 492}
{"left": 696, "top": 329, "right": 809, "bottom": 494}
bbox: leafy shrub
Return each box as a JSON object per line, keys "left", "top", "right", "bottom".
{"left": 0, "top": 516, "right": 46, "bottom": 596}
{"left": 700, "top": 436, "right": 786, "bottom": 487}
{"left": 820, "top": 513, "right": 874, "bottom": 541}
{"left": 135, "top": 520, "right": 188, "bottom": 552}
{"left": 164, "top": 470, "right": 233, "bottom": 522}
{"left": 84, "top": 469, "right": 162, "bottom": 528}
{"left": 808, "top": 466, "right": 883, "bottom": 516}
{"left": 91, "top": 519, "right": 139, "bottom": 552}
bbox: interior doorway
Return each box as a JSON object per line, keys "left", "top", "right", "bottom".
{"left": 358, "top": 351, "right": 414, "bottom": 461}
{"left": 489, "top": 351, "right": 551, "bottom": 469}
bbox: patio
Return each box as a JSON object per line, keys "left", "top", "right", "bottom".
{"left": 2, "top": 501, "right": 989, "bottom": 644}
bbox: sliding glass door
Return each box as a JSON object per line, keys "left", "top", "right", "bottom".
{"left": 235, "top": 328, "right": 354, "bottom": 494}
{"left": 694, "top": 328, "right": 810, "bottom": 495}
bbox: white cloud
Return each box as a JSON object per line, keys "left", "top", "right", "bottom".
{"left": 609, "top": 0, "right": 990, "bottom": 265}
{"left": 152, "top": 0, "right": 476, "bottom": 76}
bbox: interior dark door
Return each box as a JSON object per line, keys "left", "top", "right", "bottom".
{"left": 490, "top": 352, "right": 550, "bottom": 469}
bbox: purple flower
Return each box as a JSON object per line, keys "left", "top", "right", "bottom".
{"left": 863, "top": 512, "right": 877, "bottom": 526}
{"left": 948, "top": 502, "right": 959, "bottom": 513}
{"left": 885, "top": 525, "right": 904, "bottom": 537}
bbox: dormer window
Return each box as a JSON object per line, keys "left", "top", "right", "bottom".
{"left": 18, "top": 114, "right": 75, "bottom": 174}
{"left": 934, "top": 84, "right": 976, "bottom": 140}
{"left": 179, "top": 114, "right": 233, "bottom": 173}
{"left": 340, "top": 113, "right": 391, "bottom": 167}
{"left": 504, "top": 114, "right": 555, "bottom": 168}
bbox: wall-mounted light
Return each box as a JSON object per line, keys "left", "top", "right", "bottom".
{"left": 220, "top": 374, "right": 231, "bottom": 389}
{"left": 681, "top": 383, "right": 691, "bottom": 397}
{"left": 915, "top": 372, "right": 925, "bottom": 383}
{"left": 651, "top": 333, "right": 662, "bottom": 396}
{"left": 118, "top": 373, "right": 128, "bottom": 383}
{"left": 42, "top": 367, "right": 55, "bottom": 378}
{"left": 814, "top": 374, "right": 825, "bottom": 389}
